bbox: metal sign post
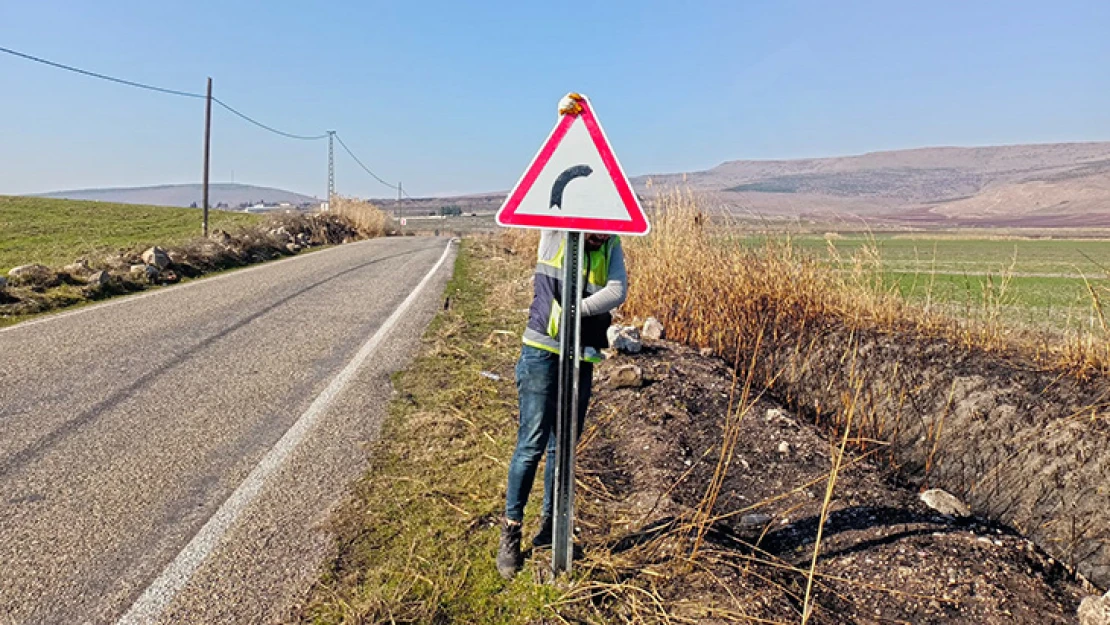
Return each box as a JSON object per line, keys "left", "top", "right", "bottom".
{"left": 552, "top": 230, "right": 584, "bottom": 574}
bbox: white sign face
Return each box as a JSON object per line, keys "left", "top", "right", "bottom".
{"left": 496, "top": 94, "right": 649, "bottom": 235}
{"left": 512, "top": 117, "right": 627, "bottom": 221}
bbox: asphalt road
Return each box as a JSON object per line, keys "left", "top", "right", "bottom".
{"left": 0, "top": 236, "right": 457, "bottom": 624}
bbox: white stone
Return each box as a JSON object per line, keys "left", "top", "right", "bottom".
{"left": 1079, "top": 592, "right": 1110, "bottom": 625}
{"left": 739, "top": 513, "right": 772, "bottom": 527}
{"left": 87, "top": 270, "right": 110, "bottom": 286}
{"left": 765, "top": 408, "right": 790, "bottom": 423}
{"left": 920, "top": 488, "right": 971, "bottom": 517}
{"left": 63, "top": 259, "right": 91, "bottom": 276}
{"left": 642, "top": 317, "right": 664, "bottom": 340}
{"left": 8, "top": 264, "right": 51, "bottom": 279}
{"left": 130, "top": 264, "right": 159, "bottom": 280}
{"left": 607, "top": 325, "right": 643, "bottom": 354}
{"left": 141, "top": 247, "right": 171, "bottom": 270}
{"left": 609, "top": 364, "right": 644, "bottom": 389}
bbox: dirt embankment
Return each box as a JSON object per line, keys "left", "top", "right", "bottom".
{"left": 573, "top": 343, "right": 1091, "bottom": 623}
{"left": 753, "top": 326, "right": 1110, "bottom": 590}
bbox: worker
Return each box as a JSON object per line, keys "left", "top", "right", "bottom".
{"left": 497, "top": 230, "right": 627, "bottom": 579}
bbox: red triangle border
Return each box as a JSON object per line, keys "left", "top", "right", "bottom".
{"left": 496, "top": 97, "right": 650, "bottom": 235}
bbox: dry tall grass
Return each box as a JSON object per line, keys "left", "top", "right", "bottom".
{"left": 328, "top": 195, "right": 393, "bottom": 237}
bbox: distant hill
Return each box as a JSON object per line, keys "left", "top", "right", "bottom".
{"left": 410, "top": 141, "right": 1110, "bottom": 228}
{"left": 37, "top": 184, "right": 319, "bottom": 209}
{"left": 633, "top": 142, "right": 1110, "bottom": 227}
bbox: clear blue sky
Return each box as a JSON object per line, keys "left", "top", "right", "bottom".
{"left": 1, "top": 0, "right": 1107, "bottom": 199}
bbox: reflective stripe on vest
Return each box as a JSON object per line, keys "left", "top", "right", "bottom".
{"left": 524, "top": 236, "right": 617, "bottom": 360}
{"left": 535, "top": 238, "right": 614, "bottom": 295}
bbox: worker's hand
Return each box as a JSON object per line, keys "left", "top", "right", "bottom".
{"left": 558, "top": 93, "right": 584, "bottom": 116}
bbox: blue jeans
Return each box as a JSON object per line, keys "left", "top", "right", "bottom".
{"left": 504, "top": 345, "right": 593, "bottom": 522}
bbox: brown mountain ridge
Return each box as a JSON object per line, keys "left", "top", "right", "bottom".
{"left": 634, "top": 141, "right": 1110, "bottom": 227}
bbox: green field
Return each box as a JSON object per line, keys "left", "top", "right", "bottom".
{"left": 0, "top": 195, "right": 262, "bottom": 273}
{"left": 735, "top": 233, "right": 1110, "bottom": 331}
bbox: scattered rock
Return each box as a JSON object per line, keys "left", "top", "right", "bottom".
{"left": 130, "top": 264, "right": 159, "bottom": 280}
{"left": 295, "top": 233, "right": 311, "bottom": 246}
{"left": 607, "top": 325, "right": 643, "bottom": 354}
{"left": 210, "top": 229, "right": 232, "bottom": 244}
{"left": 141, "top": 247, "right": 171, "bottom": 270}
{"left": 920, "top": 488, "right": 971, "bottom": 517}
{"left": 739, "top": 513, "right": 772, "bottom": 527}
{"left": 608, "top": 364, "right": 644, "bottom": 389}
{"left": 63, "top": 259, "right": 91, "bottom": 276}
{"left": 642, "top": 317, "right": 665, "bottom": 340}
{"left": 286, "top": 243, "right": 302, "bottom": 254}
{"left": 699, "top": 347, "right": 714, "bottom": 357}
{"left": 777, "top": 441, "right": 791, "bottom": 455}
{"left": 7, "top": 264, "right": 56, "bottom": 288}
{"left": 1079, "top": 592, "right": 1110, "bottom": 625}
{"left": 765, "top": 408, "right": 791, "bottom": 423}
{"left": 86, "top": 270, "right": 110, "bottom": 287}
{"left": 9, "top": 264, "right": 51, "bottom": 279}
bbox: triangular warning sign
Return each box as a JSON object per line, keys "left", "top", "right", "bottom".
{"left": 496, "top": 95, "right": 650, "bottom": 235}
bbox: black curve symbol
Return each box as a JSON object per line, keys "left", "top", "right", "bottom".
{"left": 549, "top": 164, "right": 593, "bottom": 209}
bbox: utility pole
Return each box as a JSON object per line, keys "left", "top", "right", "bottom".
{"left": 327, "top": 130, "right": 335, "bottom": 208}
{"left": 398, "top": 181, "right": 403, "bottom": 232}
{"left": 202, "top": 77, "right": 213, "bottom": 237}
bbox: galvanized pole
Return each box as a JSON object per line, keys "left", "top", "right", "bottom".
{"left": 398, "top": 181, "right": 403, "bottom": 233}
{"left": 202, "top": 77, "right": 212, "bottom": 237}
{"left": 327, "top": 131, "right": 335, "bottom": 207}
{"left": 552, "top": 230, "right": 584, "bottom": 574}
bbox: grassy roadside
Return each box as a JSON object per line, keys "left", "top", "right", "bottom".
{"left": 2, "top": 197, "right": 393, "bottom": 327}
{"left": 301, "top": 236, "right": 556, "bottom": 623}
{"left": 0, "top": 195, "right": 262, "bottom": 273}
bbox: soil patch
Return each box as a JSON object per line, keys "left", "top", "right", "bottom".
{"left": 560, "top": 342, "right": 1090, "bottom": 624}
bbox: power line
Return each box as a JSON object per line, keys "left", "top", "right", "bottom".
{"left": 212, "top": 98, "right": 329, "bottom": 141}
{"left": 333, "top": 133, "right": 399, "bottom": 191}
{"left": 0, "top": 44, "right": 204, "bottom": 99}
{"left": 1, "top": 44, "right": 327, "bottom": 141}
{"left": 2, "top": 44, "right": 410, "bottom": 193}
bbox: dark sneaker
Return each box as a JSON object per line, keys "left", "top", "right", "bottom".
{"left": 496, "top": 519, "right": 524, "bottom": 579}
{"left": 532, "top": 515, "right": 553, "bottom": 548}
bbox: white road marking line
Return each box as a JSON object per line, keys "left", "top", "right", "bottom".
{"left": 115, "top": 240, "right": 455, "bottom": 625}
{"left": 0, "top": 236, "right": 402, "bottom": 335}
